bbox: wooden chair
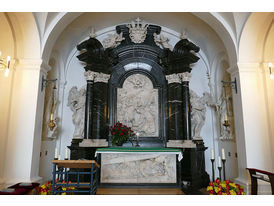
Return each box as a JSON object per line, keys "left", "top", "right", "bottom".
{"left": 246, "top": 168, "right": 274, "bottom": 195}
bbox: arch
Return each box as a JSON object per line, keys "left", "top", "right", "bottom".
{"left": 239, "top": 12, "right": 274, "bottom": 65}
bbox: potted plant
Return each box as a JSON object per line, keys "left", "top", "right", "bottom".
{"left": 110, "top": 121, "right": 135, "bottom": 146}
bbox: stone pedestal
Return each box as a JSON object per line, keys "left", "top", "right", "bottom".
{"left": 180, "top": 141, "right": 210, "bottom": 190}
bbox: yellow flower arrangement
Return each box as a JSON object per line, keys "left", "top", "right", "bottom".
{"left": 38, "top": 180, "right": 75, "bottom": 195}
{"left": 206, "top": 178, "right": 246, "bottom": 195}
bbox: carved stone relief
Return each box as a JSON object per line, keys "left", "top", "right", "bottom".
{"left": 117, "top": 74, "right": 158, "bottom": 136}
{"left": 127, "top": 18, "right": 148, "bottom": 44}
{"left": 154, "top": 33, "right": 172, "bottom": 50}
{"left": 103, "top": 32, "right": 125, "bottom": 49}
{"left": 101, "top": 153, "right": 176, "bottom": 183}
{"left": 67, "top": 86, "right": 86, "bottom": 139}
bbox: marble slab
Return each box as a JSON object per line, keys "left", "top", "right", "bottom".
{"left": 101, "top": 153, "right": 176, "bottom": 183}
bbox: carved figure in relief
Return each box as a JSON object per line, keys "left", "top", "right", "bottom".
{"left": 117, "top": 74, "right": 158, "bottom": 136}
{"left": 103, "top": 32, "right": 125, "bottom": 49}
{"left": 190, "top": 90, "right": 209, "bottom": 140}
{"left": 153, "top": 33, "right": 172, "bottom": 50}
{"left": 67, "top": 86, "right": 86, "bottom": 138}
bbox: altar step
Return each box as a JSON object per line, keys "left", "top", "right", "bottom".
{"left": 96, "top": 188, "right": 185, "bottom": 195}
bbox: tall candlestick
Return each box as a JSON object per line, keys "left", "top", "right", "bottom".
{"left": 136, "top": 132, "right": 139, "bottom": 141}
{"left": 65, "top": 147, "right": 68, "bottom": 159}
{"left": 211, "top": 149, "right": 214, "bottom": 160}
{"left": 222, "top": 148, "right": 226, "bottom": 160}
{"left": 218, "top": 156, "right": 222, "bottom": 167}
{"left": 55, "top": 148, "right": 58, "bottom": 159}
{"left": 58, "top": 155, "right": 61, "bottom": 160}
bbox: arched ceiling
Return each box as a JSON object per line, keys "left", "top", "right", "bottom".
{"left": 239, "top": 12, "right": 274, "bottom": 64}
{"left": 33, "top": 12, "right": 250, "bottom": 68}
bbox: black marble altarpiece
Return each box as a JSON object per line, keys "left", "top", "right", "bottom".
{"left": 68, "top": 21, "right": 209, "bottom": 191}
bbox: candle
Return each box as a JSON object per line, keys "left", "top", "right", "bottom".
{"left": 58, "top": 155, "right": 61, "bottom": 160}
{"left": 50, "top": 113, "right": 54, "bottom": 121}
{"left": 222, "top": 148, "right": 226, "bottom": 160}
{"left": 224, "top": 113, "right": 228, "bottom": 121}
{"left": 218, "top": 156, "right": 222, "bottom": 167}
{"left": 211, "top": 149, "right": 214, "bottom": 160}
{"left": 65, "top": 147, "right": 68, "bottom": 159}
{"left": 54, "top": 148, "right": 58, "bottom": 159}
{"left": 136, "top": 132, "right": 140, "bottom": 140}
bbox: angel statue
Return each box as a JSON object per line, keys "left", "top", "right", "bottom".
{"left": 190, "top": 91, "right": 209, "bottom": 140}
{"left": 67, "top": 86, "right": 86, "bottom": 139}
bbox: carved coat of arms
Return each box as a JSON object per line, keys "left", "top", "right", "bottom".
{"left": 127, "top": 18, "right": 148, "bottom": 44}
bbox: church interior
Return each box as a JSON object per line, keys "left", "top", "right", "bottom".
{"left": 0, "top": 10, "right": 274, "bottom": 196}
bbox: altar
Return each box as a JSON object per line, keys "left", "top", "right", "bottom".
{"left": 95, "top": 147, "right": 182, "bottom": 184}
{"left": 68, "top": 20, "right": 210, "bottom": 190}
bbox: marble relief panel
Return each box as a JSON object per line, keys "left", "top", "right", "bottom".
{"left": 101, "top": 154, "right": 176, "bottom": 183}
{"left": 117, "top": 74, "right": 158, "bottom": 136}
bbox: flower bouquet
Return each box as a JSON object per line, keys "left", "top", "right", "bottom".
{"left": 207, "top": 178, "right": 245, "bottom": 195}
{"left": 110, "top": 121, "right": 135, "bottom": 146}
{"left": 39, "top": 180, "right": 75, "bottom": 195}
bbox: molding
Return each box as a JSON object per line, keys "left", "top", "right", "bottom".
{"left": 84, "top": 70, "right": 97, "bottom": 81}
{"left": 79, "top": 139, "right": 108, "bottom": 147}
{"left": 166, "top": 73, "right": 181, "bottom": 84}
{"left": 178, "top": 72, "right": 192, "bottom": 82}
{"left": 94, "top": 72, "right": 110, "bottom": 83}
{"left": 166, "top": 140, "right": 196, "bottom": 148}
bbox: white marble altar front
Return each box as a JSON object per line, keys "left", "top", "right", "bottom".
{"left": 101, "top": 153, "right": 176, "bottom": 183}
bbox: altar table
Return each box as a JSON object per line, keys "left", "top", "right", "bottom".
{"left": 95, "top": 147, "right": 183, "bottom": 161}
{"left": 96, "top": 147, "right": 183, "bottom": 184}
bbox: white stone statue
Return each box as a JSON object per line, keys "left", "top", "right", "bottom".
{"left": 117, "top": 74, "right": 158, "bottom": 136}
{"left": 103, "top": 32, "right": 125, "bottom": 49}
{"left": 154, "top": 33, "right": 172, "bottom": 50}
{"left": 190, "top": 90, "right": 209, "bottom": 140}
{"left": 67, "top": 86, "right": 86, "bottom": 139}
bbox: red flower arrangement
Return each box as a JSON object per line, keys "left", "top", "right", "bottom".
{"left": 207, "top": 178, "right": 245, "bottom": 195}
{"left": 38, "top": 180, "right": 75, "bottom": 195}
{"left": 110, "top": 121, "right": 135, "bottom": 146}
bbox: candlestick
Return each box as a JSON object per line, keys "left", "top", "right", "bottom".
{"left": 58, "top": 155, "right": 61, "bottom": 160}
{"left": 222, "top": 148, "right": 226, "bottom": 160}
{"left": 218, "top": 166, "right": 222, "bottom": 181}
{"left": 218, "top": 156, "right": 222, "bottom": 167}
{"left": 222, "top": 159, "right": 226, "bottom": 180}
{"left": 211, "top": 149, "right": 214, "bottom": 160}
{"left": 54, "top": 148, "right": 58, "bottom": 159}
{"left": 135, "top": 132, "right": 140, "bottom": 147}
{"left": 210, "top": 159, "right": 215, "bottom": 181}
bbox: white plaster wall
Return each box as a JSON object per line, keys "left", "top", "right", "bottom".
{"left": 0, "top": 13, "right": 15, "bottom": 186}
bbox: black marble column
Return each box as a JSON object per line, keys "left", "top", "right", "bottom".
{"left": 84, "top": 79, "right": 94, "bottom": 139}
{"left": 181, "top": 75, "right": 191, "bottom": 140}
{"left": 92, "top": 81, "right": 109, "bottom": 139}
{"left": 167, "top": 82, "right": 183, "bottom": 140}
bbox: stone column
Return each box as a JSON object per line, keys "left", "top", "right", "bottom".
{"left": 80, "top": 72, "right": 110, "bottom": 147}
{"left": 178, "top": 72, "right": 192, "bottom": 140}
{"left": 92, "top": 72, "right": 110, "bottom": 139}
{"left": 84, "top": 71, "right": 96, "bottom": 139}
{"left": 166, "top": 73, "right": 183, "bottom": 140}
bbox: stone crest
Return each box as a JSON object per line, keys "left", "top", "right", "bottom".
{"left": 127, "top": 18, "right": 148, "bottom": 44}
